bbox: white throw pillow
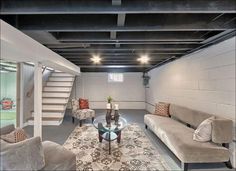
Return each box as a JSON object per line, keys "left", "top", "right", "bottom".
{"left": 193, "top": 116, "right": 215, "bottom": 142}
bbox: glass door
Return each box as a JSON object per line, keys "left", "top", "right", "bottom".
{"left": 0, "top": 61, "right": 17, "bottom": 127}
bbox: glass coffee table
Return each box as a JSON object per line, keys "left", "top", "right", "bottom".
{"left": 93, "top": 115, "right": 127, "bottom": 154}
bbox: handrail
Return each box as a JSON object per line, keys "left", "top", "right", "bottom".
{"left": 26, "top": 66, "right": 47, "bottom": 97}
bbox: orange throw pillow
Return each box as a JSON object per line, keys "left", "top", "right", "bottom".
{"left": 79, "top": 98, "right": 89, "bottom": 109}
{"left": 154, "top": 102, "right": 170, "bottom": 117}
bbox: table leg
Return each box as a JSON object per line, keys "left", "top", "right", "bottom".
{"left": 98, "top": 131, "right": 103, "bottom": 143}
{"left": 117, "top": 131, "right": 121, "bottom": 143}
{"left": 109, "top": 132, "right": 111, "bottom": 155}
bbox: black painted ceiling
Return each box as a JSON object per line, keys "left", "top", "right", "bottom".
{"left": 1, "top": 0, "right": 235, "bottom": 72}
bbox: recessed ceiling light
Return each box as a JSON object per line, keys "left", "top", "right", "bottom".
{"left": 137, "top": 55, "right": 150, "bottom": 64}
{"left": 91, "top": 55, "right": 101, "bottom": 64}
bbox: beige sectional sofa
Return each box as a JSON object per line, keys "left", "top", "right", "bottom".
{"left": 0, "top": 124, "right": 76, "bottom": 170}
{"left": 144, "top": 104, "right": 233, "bottom": 171}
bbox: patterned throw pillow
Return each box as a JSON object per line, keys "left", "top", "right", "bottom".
{"left": 0, "top": 128, "right": 27, "bottom": 143}
{"left": 79, "top": 98, "right": 89, "bottom": 109}
{"left": 154, "top": 102, "right": 170, "bottom": 117}
{"left": 193, "top": 116, "right": 215, "bottom": 142}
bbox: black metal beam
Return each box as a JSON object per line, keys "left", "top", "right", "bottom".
{"left": 63, "top": 54, "right": 172, "bottom": 59}
{"left": 45, "top": 42, "right": 201, "bottom": 48}
{"left": 55, "top": 32, "right": 206, "bottom": 42}
{"left": 1, "top": 0, "right": 235, "bottom": 14}
{"left": 52, "top": 44, "right": 197, "bottom": 49}
{"left": 6, "top": 14, "right": 235, "bottom": 31}
{"left": 47, "top": 42, "right": 199, "bottom": 49}
{"left": 73, "top": 62, "right": 159, "bottom": 66}
{"left": 58, "top": 52, "right": 185, "bottom": 56}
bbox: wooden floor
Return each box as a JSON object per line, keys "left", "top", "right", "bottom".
{"left": 24, "top": 109, "right": 231, "bottom": 171}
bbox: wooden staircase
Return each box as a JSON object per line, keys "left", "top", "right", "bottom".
{"left": 28, "top": 71, "right": 75, "bottom": 125}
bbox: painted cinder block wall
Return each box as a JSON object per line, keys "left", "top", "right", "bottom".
{"left": 71, "top": 72, "right": 145, "bottom": 109}
{"left": 146, "top": 37, "right": 236, "bottom": 167}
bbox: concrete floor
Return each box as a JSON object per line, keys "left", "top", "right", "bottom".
{"left": 24, "top": 109, "right": 231, "bottom": 171}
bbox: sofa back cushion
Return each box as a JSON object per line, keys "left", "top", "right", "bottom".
{"left": 212, "top": 119, "right": 233, "bottom": 143}
{"left": 169, "top": 104, "right": 212, "bottom": 128}
{"left": 0, "top": 124, "right": 15, "bottom": 136}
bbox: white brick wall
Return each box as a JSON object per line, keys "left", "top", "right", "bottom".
{"left": 146, "top": 37, "right": 236, "bottom": 167}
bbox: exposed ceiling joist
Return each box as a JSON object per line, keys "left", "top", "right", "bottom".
{"left": 8, "top": 14, "right": 235, "bottom": 31}
{"left": 110, "top": 31, "right": 117, "bottom": 39}
{"left": 55, "top": 32, "right": 206, "bottom": 42}
{"left": 58, "top": 52, "right": 185, "bottom": 55}
{"left": 1, "top": 0, "right": 235, "bottom": 72}
{"left": 51, "top": 44, "right": 197, "bottom": 50}
{"left": 63, "top": 55, "right": 172, "bottom": 59}
{"left": 46, "top": 42, "right": 201, "bottom": 48}
{"left": 1, "top": 0, "right": 235, "bottom": 14}
{"left": 112, "top": 0, "right": 121, "bottom": 6}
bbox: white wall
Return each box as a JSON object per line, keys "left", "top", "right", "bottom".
{"left": 146, "top": 37, "right": 236, "bottom": 167}
{"left": 71, "top": 72, "right": 145, "bottom": 109}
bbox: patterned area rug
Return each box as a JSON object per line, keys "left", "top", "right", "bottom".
{"left": 63, "top": 124, "right": 170, "bottom": 171}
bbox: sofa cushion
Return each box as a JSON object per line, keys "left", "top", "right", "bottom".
{"left": 41, "top": 141, "right": 76, "bottom": 171}
{"left": 144, "top": 114, "right": 229, "bottom": 163}
{"left": 169, "top": 104, "right": 212, "bottom": 128}
{"left": 154, "top": 102, "right": 170, "bottom": 117}
{"left": 0, "top": 137, "right": 45, "bottom": 170}
{"left": 193, "top": 116, "right": 215, "bottom": 142}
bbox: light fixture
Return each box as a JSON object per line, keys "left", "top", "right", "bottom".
{"left": 91, "top": 55, "right": 101, "bottom": 64}
{"left": 137, "top": 55, "right": 150, "bottom": 64}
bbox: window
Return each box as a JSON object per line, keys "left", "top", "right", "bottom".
{"left": 108, "top": 73, "right": 124, "bottom": 82}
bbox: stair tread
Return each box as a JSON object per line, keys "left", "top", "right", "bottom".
{"left": 28, "top": 117, "right": 63, "bottom": 121}
{"left": 43, "top": 91, "right": 71, "bottom": 93}
{"left": 42, "top": 103, "right": 67, "bottom": 105}
{"left": 47, "top": 80, "right": 74, "bottom": 82}
{"left": 46, "top": 86, "right": 73, "bottom": 87}
{"left": 50, "top": 76, "right": 74, "bottom": 77}
{"left": 42, "top": 97, "right": 69, "bottom": 99}
{"left": 43, "top": 104, "right": 66, "bottom": 106}
{"left": 42, "top": 109, "right": 65, "bottom": 112}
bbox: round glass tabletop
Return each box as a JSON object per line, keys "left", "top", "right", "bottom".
{"left": 93, "top": 115, "right": 127, "bottom": 133}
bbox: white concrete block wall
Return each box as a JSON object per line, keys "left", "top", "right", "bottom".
{"left": 70, "top": 72, "right": 145, "bottom": 109}
{"left": 146, "top": 37, "right": 236, "bottom": 167}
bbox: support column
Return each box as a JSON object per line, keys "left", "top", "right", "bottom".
{"left": 34, "top": 62, "right": 42, "bottom": 137}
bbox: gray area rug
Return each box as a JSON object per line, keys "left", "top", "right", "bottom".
{"left": 63, "top": 123, "right": 170, "bottom": 170}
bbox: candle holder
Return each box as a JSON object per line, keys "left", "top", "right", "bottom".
{"left": 106, "top": 108, "right": 112, "bottom": 127}
{"left": 114, "top": 110, "right": 120, "bottom": 125}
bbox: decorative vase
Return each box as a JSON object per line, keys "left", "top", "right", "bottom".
{"left": 106, "top": 109, "right": 112, "bottom": 127}
{"left": 114, "top": 110, "right": 119, "bottom": 125}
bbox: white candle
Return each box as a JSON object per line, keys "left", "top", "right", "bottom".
{"left": 114, "top": 104, "right": 119, "bottom": 110}
{"left": 106, "top": 103, "right": 111, "bottom": 109}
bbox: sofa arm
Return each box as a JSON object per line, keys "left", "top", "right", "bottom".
{"left": 41, "top": 141, "right": 76, "bottom": 171}
{"left": 0, "top": 124, "right": 15, "bottom": 135}
{"left": 212, "top": 119, "right": 233, "bottom": 144}
{"left": 0, "top": 137, "right": 45, "bottom": 170}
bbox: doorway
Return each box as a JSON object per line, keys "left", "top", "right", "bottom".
{"left": 0, "top": 61, "right": 17, "bottom": 127}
